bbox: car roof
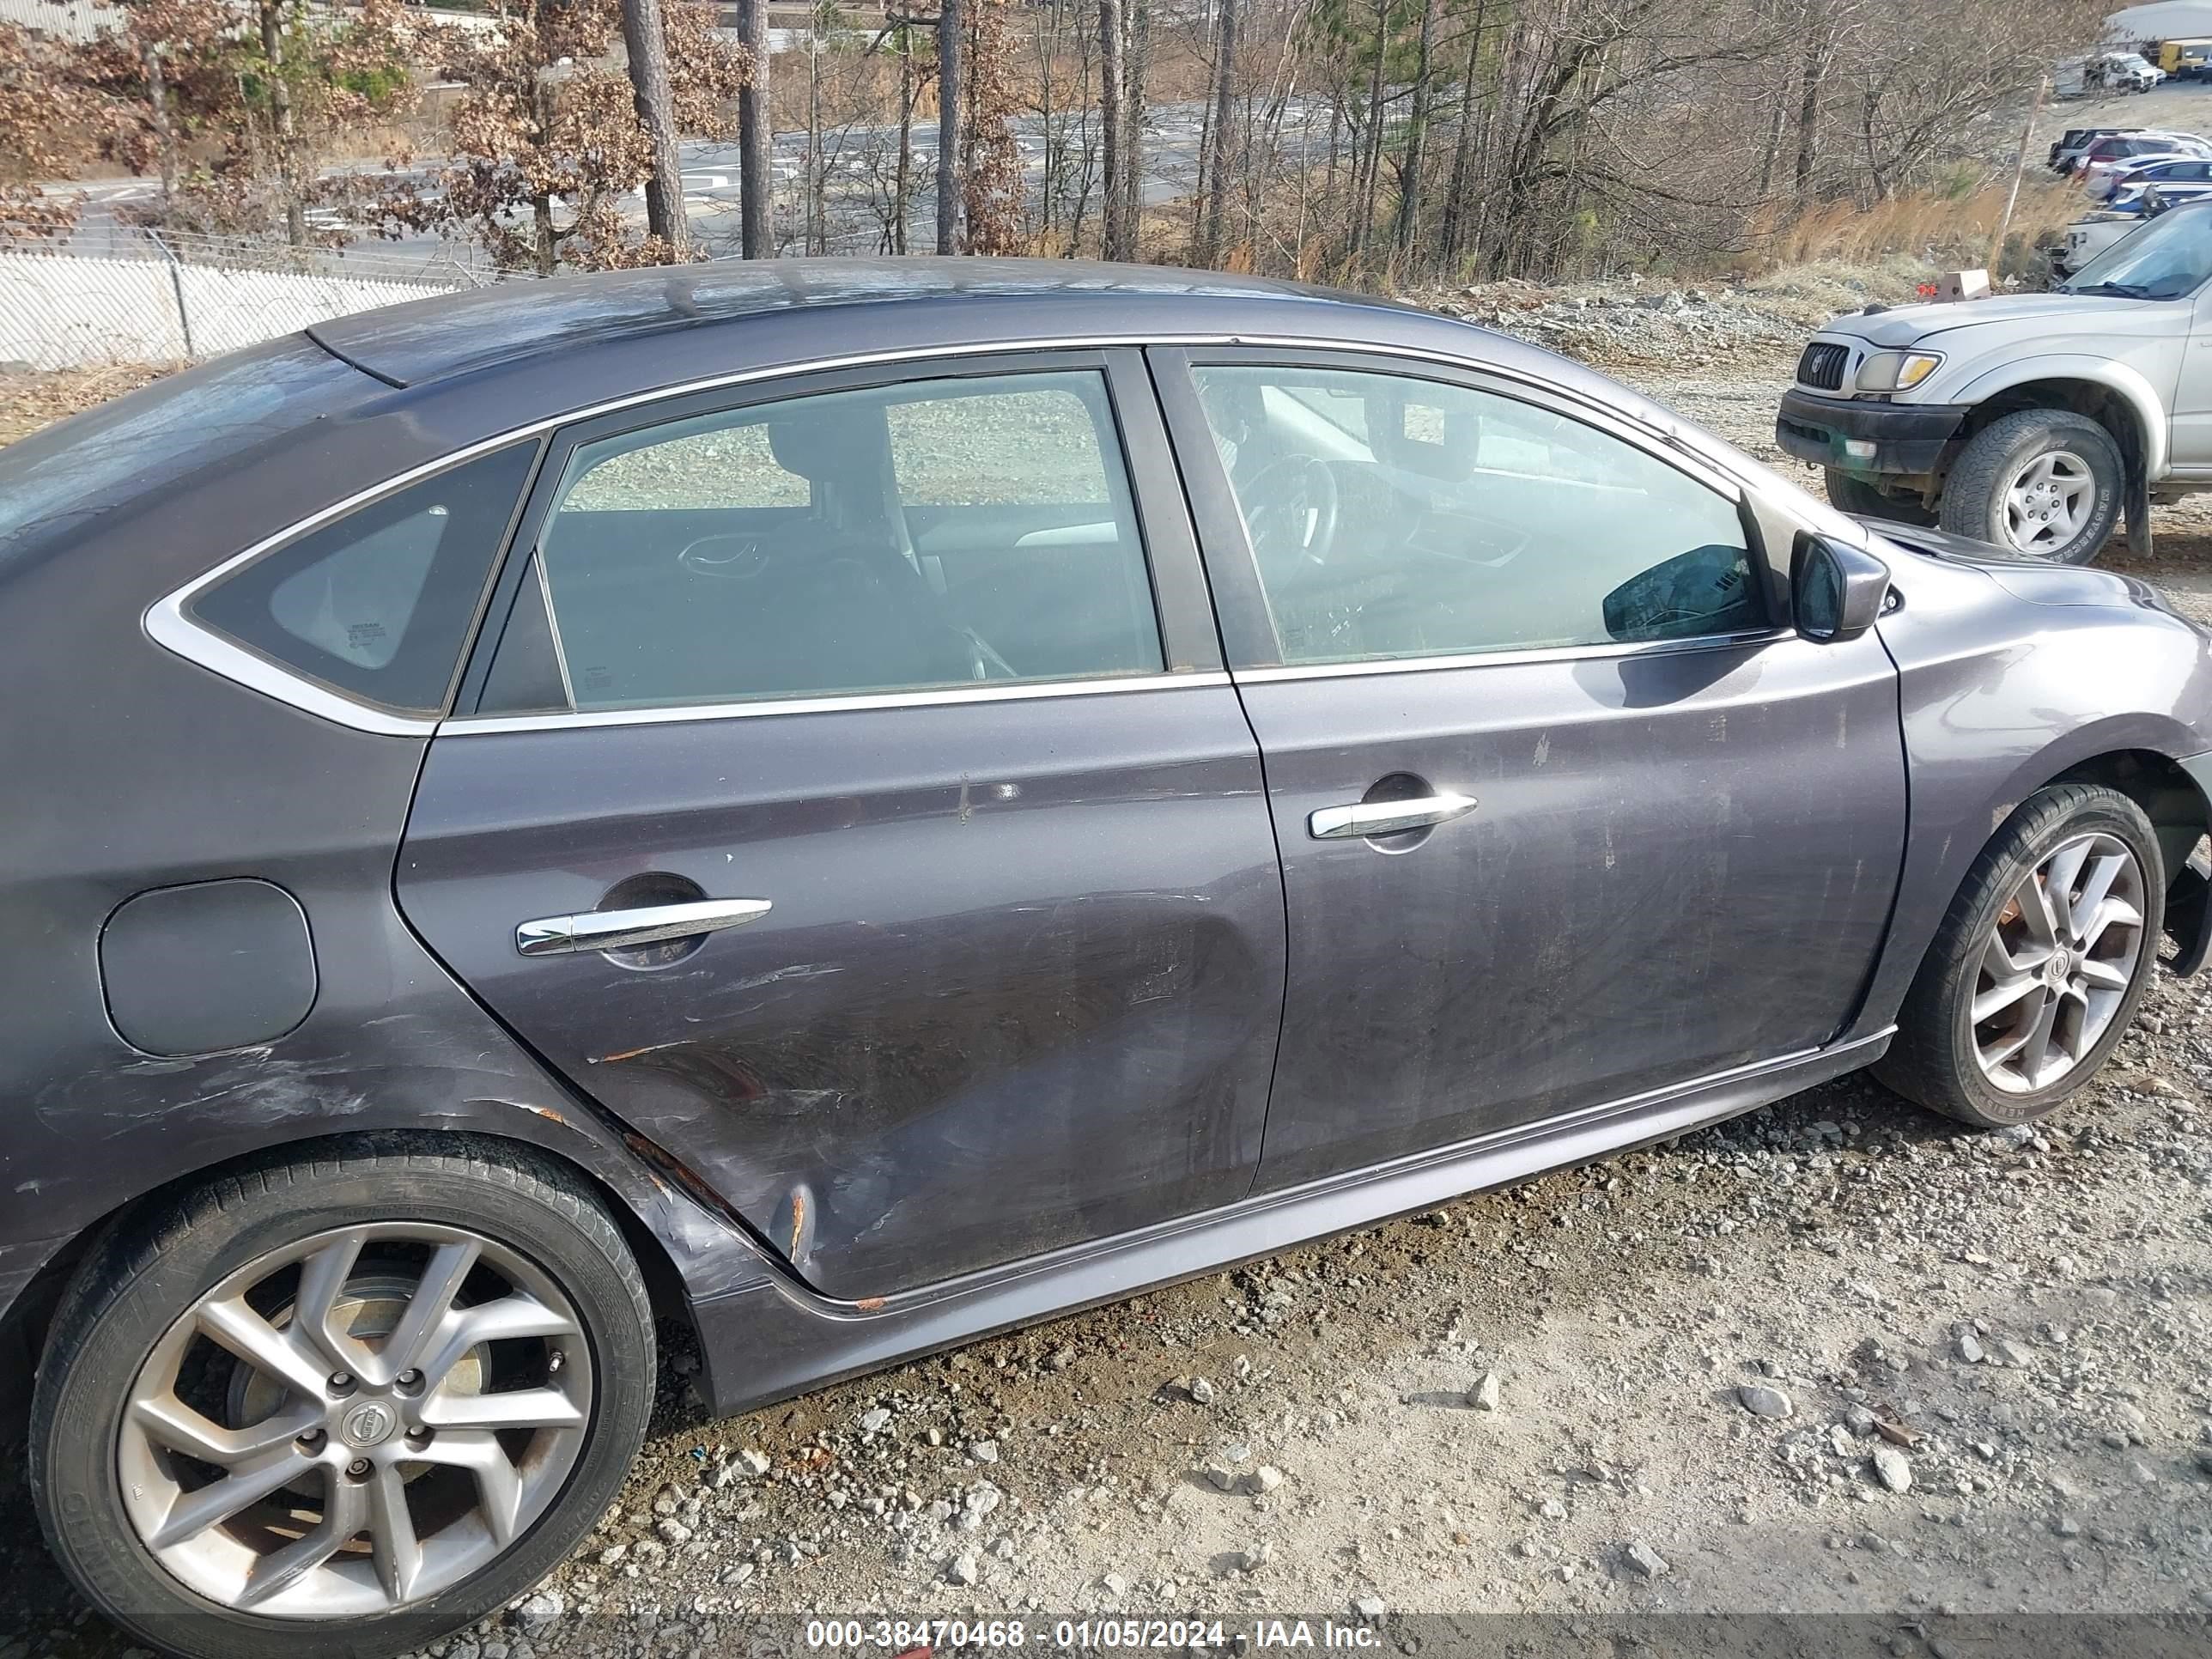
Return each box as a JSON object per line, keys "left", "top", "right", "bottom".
{"left": 307, "top": 258, "right": 1425, "bottom": 390}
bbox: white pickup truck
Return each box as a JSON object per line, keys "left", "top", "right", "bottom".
{"left": 1777, "top": 202, "right": 2212, "bottom": 562}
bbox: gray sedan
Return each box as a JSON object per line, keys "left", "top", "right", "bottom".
{"left": 3, "top": 259, "right": 2209, "bottom": 1657}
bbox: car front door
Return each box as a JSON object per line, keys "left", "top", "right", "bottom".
{"left": 396, "top": 351, "right": 1287, "bottom": 1300}
{"left": 1152, "top": 348, "right": 1908, "bottom": 1189}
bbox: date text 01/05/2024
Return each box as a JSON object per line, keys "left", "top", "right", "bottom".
{"left": 800, "top": 1618, "right": 1385, "bottom": 1650}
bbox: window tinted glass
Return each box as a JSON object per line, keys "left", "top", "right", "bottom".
{"left": 1192, "top": 365, "right": 1761, "bottom": 665}
{"left": 191, "top": 442, "right": 538, "bottom": 714}
{"left": 527, "top": 370, "right": 1163, "bottom": 712}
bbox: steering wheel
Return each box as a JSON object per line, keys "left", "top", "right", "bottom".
{"left": 1240, "top": 456, "right": 1341, "bottom": 567}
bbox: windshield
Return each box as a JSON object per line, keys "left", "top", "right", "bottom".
{"left": 2058, "top": 204, "right": 2212, "bottom": 297}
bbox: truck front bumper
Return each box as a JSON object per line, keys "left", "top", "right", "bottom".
{"left": 1776, "top": 389, "right": 1969, "bottom": 478}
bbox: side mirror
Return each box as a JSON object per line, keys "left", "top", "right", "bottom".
{"left": 1793, "top": 534, "right": 1891, "bottom": 642}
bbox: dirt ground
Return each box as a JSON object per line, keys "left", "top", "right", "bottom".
{"left": 3, "top": 317, "right": 2211, "bottom": 1658}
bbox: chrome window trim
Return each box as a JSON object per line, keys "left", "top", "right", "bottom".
{"left": 1230, "top": 628, "right": 1787, "bottom": 685}
{"left": 144, "top": 331, "right": 1759, "bottom": 735}
{"left": 446, "top": 670, "right": 1234, "bottom": 736}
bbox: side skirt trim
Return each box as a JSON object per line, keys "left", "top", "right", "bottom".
{"left": 689, "top": 1030, "right": 1893, "bottom": 1416}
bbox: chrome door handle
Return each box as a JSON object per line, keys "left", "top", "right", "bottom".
{"left": 515, "top": 897, "right": 773, "bottom": 957}
{"left": 1308, "top": 793, "right": 1479, "bottom": 840}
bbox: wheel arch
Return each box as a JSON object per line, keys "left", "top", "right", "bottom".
{"left": 1944, "top": 362, "right": 2166, "bottom": 483}
{"left": 2045, "top": 744, "right": 2211, "bottom": 890}
{"left": 0, "top": 1123, "right": 741, "bottom": 1452}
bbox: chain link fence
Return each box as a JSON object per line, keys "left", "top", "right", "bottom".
{"left": 0, "top": 226, "right": 490, "bottom": 371}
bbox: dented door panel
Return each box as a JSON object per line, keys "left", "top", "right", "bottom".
{"left": 1240, "top": 632, "right": 1909, "bottom": 1189}
{"left": 394, "top": 685, "right": 1285, "bottom": 1301}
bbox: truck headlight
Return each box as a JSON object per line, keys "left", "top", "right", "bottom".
{"left": 1855, "top": 350, "right": 1944, "bottom": 393}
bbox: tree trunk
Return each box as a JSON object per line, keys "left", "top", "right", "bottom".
{"left": 937, "top": 0, "right": 963, "bottom": 252}
{"left": 1349, "top": 0, "right": 1391, "bottom": 255}
{"left": 1438, "top": 0, "right": 1487, "bottom": 263}
{"left": 738, "top": 0, "right": 774, "bottom": 256}
{"left": 534, "top": 195, "right": 557, "bottom": 276}
{"left": 144, "top": 41, "right": 176, "bottom": 204}
{"left": 1394, "top": 0, "right": 1439, "bottom": 254}
{"left": 1098, "top": 0, "right": 1126, "bottom": 257}
{"left": 258, "top": 1, "right": 306, "bottom": 247}
{"left": 1196, "top": 0, "right": 1237, "bottom": 264}
{"left": 621, "top": 0, "right": 688, "bottom": 252}
{"left": 806, "top": 24, "right": 823, "bottom": 253}
{"left": 895, "top": 23, "right": 914, "bottom": 253}
{"left": 1121, "top": 0, "right": 1146, "bottom": 253}
{"left": 1792, "top": 2, "right": 1828, "bottom": 200}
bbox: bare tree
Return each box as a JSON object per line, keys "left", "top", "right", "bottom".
{"left": 622, "top": 0, "right": 689, "bottom": 251}
{"left": 1195, "top": 0, "right": 1240, "bottom": 264}
{"left": 938, "top": 0, "right": 964, "bottom": 251}
{"left": 738, "top": 0, "right": 774, "bottom": 257}
{"left": 1098, "top": 0, "right": 1128, "bottom": 257}
{"left": 1121, "top": 0, "right": 1148, "bottom": 252}
{"left": 1392, "top": 0, "right": 1439, "bottom": 252}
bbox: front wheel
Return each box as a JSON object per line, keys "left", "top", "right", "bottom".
{"left": 1937, "top": 409, "right": 2124, "bottom": 564}
{"left": 31, "top": 1139, "right": 654, "bottom": 1659}
{"left": 1876, "top": 783, "right": 2162, "bottom": 1127}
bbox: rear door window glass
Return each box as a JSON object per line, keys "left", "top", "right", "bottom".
{"left": 517, "top": 369, "right": 1164, "bottom": 713}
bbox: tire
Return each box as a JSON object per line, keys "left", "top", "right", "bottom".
{"left": 1936, "top": 408, "right": 2124, "bottom": 565}
{"left": 31, "top": 1138, "right": 654, "bottom": 1659}
{"left": 1823, "top": 467, "right": 1936, "bottom": 526}
{"left": 1876, "top": 783, "right": 2163, "bottom": 1127}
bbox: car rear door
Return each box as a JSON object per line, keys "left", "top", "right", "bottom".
{"left": 396, "top": 350, "right": 1287, "bottom": 1301}
{"left": 1152, "top": 348, "right": 1907, "bottom": 1189}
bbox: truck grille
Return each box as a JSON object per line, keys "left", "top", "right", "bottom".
{"left": 1797, "top": 340, "right": 1850, "bottom": 392}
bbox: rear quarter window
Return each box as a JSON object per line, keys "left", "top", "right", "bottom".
{"left": 188, "top": 443, "right": 538, "bottom": 716}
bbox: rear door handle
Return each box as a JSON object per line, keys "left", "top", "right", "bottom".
{"left": 1307, "top": 793, "right": 1479, "bottom": 840}
{"left": 515, "top": 897, "right": 773, "bottom": 957}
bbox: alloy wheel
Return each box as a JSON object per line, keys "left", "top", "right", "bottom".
{"left": 117, "top": 1223, "right": 592, "bottom": 1619}
{"left": 2001, "top": 450, "right": 2094, "bottom": 556}
{"left": 1969, "top": 831, "right": 2147, "bottom": 1094}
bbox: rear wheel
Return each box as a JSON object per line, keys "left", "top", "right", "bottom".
{"left": 1877, "top": 784, "right": 2161, "bottom": 1127}
{"left": 31, "top": 1139, "right": 653, "bottom": 1659}
{"left": 1822, "top": 467, "right": 1936, "bottom": 526}
{"left": 1937, "top": 409, "right": 2124, "bottom": 564}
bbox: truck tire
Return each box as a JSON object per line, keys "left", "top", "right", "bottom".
{"left": 1822, "top": 467, "right": 1936, "bottom": 526}
{"left": 1937, "top": 409, "right": 2124, "bottom": 564}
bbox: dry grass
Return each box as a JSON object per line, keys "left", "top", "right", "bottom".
{"left": 1746, "top": 182, "right": 2081, "bottom": 274}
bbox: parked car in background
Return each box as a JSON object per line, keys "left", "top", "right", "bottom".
{"left": 2051, "top": 126, "right": 2144, "bottom": 172}
{"left": 2089, "top": 153, "right": 2212, "bottom": 201}
{"left": 2067, "top": 131, "right": 2212, "bottom": 179}
{"left": 2160, "top": 35, "right": 2212, "bottom": 77}
{"left": 2142, "top": 179, "right": 2212, "bottom": 215}
{"left": 8, "top": 258, "right": 2212, "bottom": 1659}
{"left": 2056, "top": 212, "right": 2144, "bottom": 278}
{"left": 2090, "top": 49, "right": 2166, "bottom": 91}
{"left": 1783, "top": 201, "right": 2212, "bottom": 563}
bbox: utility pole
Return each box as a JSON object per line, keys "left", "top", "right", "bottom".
{"left": 621, "top": 0, "right": 689, "bottom": 252}
{"left": 1988, "top": 75, "right": 2050, "bottom": 278}
{"left": 738, "top": 0, "right": 775, "bottom": 257}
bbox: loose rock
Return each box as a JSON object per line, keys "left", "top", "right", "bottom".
{"left": 1738, "top": 1383, "right": 1793, "bottom": 1419}
{"left": 1872, "top": 1448, "right": 1912, "bottom": 1494}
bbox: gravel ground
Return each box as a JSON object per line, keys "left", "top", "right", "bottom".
{"left": 4, "top": 293, "right": 2212, "bottom": 1656}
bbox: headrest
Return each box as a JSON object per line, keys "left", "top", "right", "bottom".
{"left": 769, "top": 404, "right": 886, "bottom": 483}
